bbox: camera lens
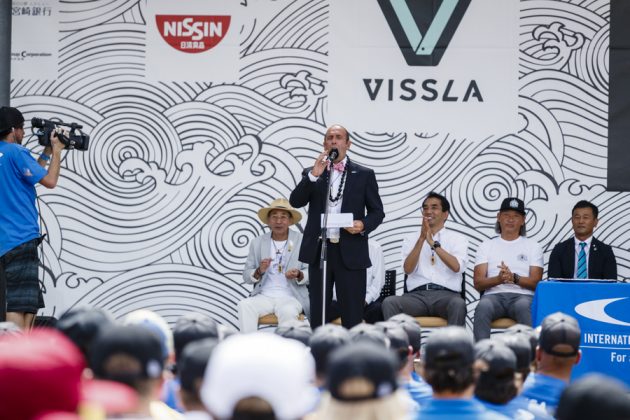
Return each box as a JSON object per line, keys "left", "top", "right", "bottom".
{"left": 31, "top": 117, "right": 45, "bottom": 128}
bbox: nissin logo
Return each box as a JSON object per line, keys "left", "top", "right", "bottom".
{"left": 377, "top": 0, "right": 472, "bottom": 66}
{"left": 156, "top": 15, "right": 231, "bottom": 54}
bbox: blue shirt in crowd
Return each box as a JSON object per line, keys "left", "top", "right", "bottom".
{"left": 477, "top": 395, "right": 553, "bottom": 419}
{"left": 404, "top": 376, "right": 433, "bottom": 406}
{"left": 418, "top": 398, "right": 509, "bottom": 419}
{"left": 520, "top": 372, "right": 567, "bottom": 416}
{"left": 161, "top": 377, "right": 184, "bottom": 413}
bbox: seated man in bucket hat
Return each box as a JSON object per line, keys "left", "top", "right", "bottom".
{"left": 238, "top": 198, "right": 309, "bottom": 332}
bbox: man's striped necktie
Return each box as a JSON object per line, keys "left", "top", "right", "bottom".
{"left": 576, "top": 242, "right": 587, "bottom": 279}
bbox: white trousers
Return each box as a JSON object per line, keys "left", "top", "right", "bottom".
{"left": 237, "top": 294, "right": 303, "bottom": 333}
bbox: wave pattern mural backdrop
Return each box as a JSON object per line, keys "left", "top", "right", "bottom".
{"left": 10, "top": 0, "right": 628, "bottom": 327}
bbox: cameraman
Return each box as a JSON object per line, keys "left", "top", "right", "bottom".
{"left": 0, "top": 106, "right": 65, "bottom": 329}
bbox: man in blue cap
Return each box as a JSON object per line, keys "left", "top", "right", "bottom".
{"left": 521, "top": 312, "right": 582, "bottom": 416}
{"left": 417, "top": 326, "right": 507, "bottom": 419}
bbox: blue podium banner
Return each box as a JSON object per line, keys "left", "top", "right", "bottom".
{"left": 532, "top": 280, "right": 630, "bottom": 387}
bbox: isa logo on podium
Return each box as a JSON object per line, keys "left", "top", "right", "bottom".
{"left": 328, "top": 0, "right": 519, "bottom": 139}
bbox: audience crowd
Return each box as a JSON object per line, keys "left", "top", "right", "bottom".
{"left": 1, "top": 307, "right": 629, "bottom": 420}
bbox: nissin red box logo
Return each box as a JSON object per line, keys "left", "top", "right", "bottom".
{"left": 156, "top": 15, "right": 231, "bottom": 53}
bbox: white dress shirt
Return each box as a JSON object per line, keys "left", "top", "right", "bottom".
{"left": 402, "top": 227, "right": 468, "bottom": 292}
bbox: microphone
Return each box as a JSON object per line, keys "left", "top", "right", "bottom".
{"left": 328, "top": 148, "right": 339, "bottom": 162}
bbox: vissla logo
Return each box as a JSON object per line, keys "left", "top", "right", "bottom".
{"left": 156, "top": 15, "right": 231, "bottom": 54}
{"left": 377, "top": 0, "right": 471, "bottom": 66}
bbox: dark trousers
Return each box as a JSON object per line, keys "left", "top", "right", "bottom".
{"left": 381, "top": 289, "right": 466, "bottom": 326}
{"left": 327, "top": 298, "right": 385, "bottom": 324}
{"left": 308, "top": 242, "right": 366, "bottom": 329}
{"left": 473, "top": 293, "right": 533, "bottom": 341}
{"left": 0, "top": 255, "right": 6, "bottom": 322}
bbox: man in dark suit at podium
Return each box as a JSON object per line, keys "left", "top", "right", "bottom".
{"left": 548, "top": 200, "right": 617, "bottom": 280}
{"left": 290, "top": 124, "right": 384, "bottom": 328}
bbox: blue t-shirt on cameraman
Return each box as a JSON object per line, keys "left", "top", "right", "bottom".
{"left": 0, "top": 142, "right": 47, "bottom": 256}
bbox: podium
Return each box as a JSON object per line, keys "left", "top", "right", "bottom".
{"left": 532, "top": 280, "right": 630, "bottom": 387}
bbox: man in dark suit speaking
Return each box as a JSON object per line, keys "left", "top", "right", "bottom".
{"left": 548, "top": 200, "right": 617, "bottom": 280}
{"left": 290, "top": 124, "right": 384, "bottom": 328}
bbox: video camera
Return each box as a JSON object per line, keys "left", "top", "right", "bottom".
{"left": 31, "top": 117, "right": 90, "bottom": 151}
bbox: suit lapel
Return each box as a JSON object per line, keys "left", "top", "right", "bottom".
{"left": 260, "top": 232, "right": 271, "bottom": 260}
{"left": 566, "top": 238, "right": 576, "bottom": 273}
{"left": 320, "top": 168, "right": 330, "bottom": 210}
{"left": 286, "top": 229, "right": 297, "bottom": 262}
{"left": 589, "top": 238, "right": 599, "bottom": 270}
{"left": 341, "top": 159, "right": 355, "bottom": 212}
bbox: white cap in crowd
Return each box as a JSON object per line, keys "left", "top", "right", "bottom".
{"left": 201, "top": 333, "right": 318, "bottom": 419}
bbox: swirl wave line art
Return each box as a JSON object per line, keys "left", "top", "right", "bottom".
{"left": 72, "top": 264, "right": 248, "bottom": 327}
{"left": 242, "top": 0, "right": 328, "bottom": 55}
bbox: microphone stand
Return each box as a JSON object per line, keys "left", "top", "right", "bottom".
{"left": 319, "top": 150, "right": 337, "bottom": 326}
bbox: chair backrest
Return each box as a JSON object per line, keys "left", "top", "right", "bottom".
{"left": 380, "top": 269, "right": 396, "bottom": 299}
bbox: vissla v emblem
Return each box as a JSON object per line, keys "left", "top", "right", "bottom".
{"left": 378, "top": 0, "right": 471, "bottom": 66}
